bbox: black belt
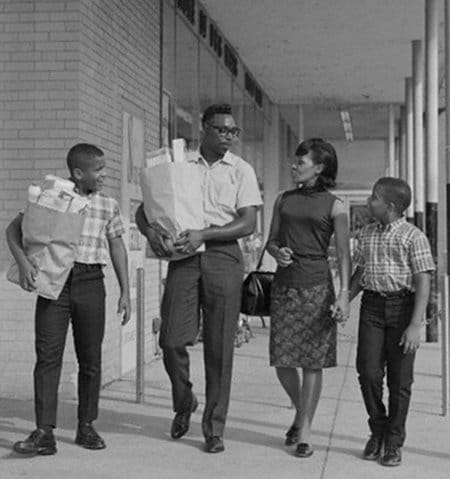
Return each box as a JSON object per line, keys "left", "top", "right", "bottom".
{"left": 364, "top": 289, "right": 413, "bottom": 298}
{"left": 73, "top": 262, "right": 102, "bottom": 270}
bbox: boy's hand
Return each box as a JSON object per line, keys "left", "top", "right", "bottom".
{"left": 399, "top": 324, "right": 421, "bottom": 354}
{"left": 117, "top": 293, "right": 131, "bottom": 325}
{"left": 275, "top": 247, "right": 293, "bottom": 267}
{"left": 174, "top": 229, "right": 204, "bottom": 255}
{"left": 18, "top": 258, "right": 38, "bottom": 292}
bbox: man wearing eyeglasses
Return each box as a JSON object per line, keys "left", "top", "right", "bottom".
{"left": 136, "top": 103, "right": 262, "bottom": 453}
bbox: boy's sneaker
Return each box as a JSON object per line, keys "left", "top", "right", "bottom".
{"left": 13, "top": 428, "right": 57, "bottom": 455}
{"left": 362, "top": 435, "right": 383, "bottom": 460}
{"left": 75, "top": 423, "right": 106, "bottom": 450}
{"left": 381, "top": 446, "right": 402, "bottom": 467}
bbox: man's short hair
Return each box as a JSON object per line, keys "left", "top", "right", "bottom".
{"left": 375, "top": 177, "right": 412, "bottom": 214}
{"left": 201, "top": 104, "right": 233, "bottom": 126}
{"left": 66, "top": 143, "right": 104, "bottom": 174}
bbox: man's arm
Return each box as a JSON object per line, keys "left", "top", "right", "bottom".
{"left": 5, "top": 214, "right": 37, "bottom": 291}
{"left": 135, "top": 203, "right": 172, "bottom": 257}
{"left": 107, "top": 236, "right": 131, "bottom": 325}
{"left": 174, "top": 205, "right": 258, "bottom": 254}
{"left": 399, "top": 271, "right": 431, "bottom": 354}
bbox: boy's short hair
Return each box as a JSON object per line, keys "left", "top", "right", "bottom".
{"left": 201, "top": 104, "right": 233, "bottom": 126}
{"left": 375, "top": 177, "right": 411, "bottom": 214}
{"left": 67, "top": 143, "right": 104, "bottom": 174}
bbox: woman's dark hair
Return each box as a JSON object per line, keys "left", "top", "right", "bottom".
{"left": 295, "top": 138, "right": 338, "bottom": 188}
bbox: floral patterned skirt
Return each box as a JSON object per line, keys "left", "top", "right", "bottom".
{"left": 269, "top": 279, "right": 337, "bottom": 369}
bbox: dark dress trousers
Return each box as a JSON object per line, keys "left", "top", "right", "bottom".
{"left": 160, "top": 240, "right": 244, "bottom": 438}
{"left": 34, "top": 263, "right": 106, "bottom": 428}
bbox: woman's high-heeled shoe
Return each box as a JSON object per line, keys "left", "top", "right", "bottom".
{"left": 285, "top": 424, "right": 299, "bottom": 446}
{"left": 295, "top": 442, "right": 314, "bottom": 458}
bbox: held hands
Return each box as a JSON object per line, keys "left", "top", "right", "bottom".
{"left": 399, "top": 324, "right": 421, "bottom": 354}
{"left": 117, "top": 292, "right": 131, "bottom": 326}
{"left": 330, "top": 290, "right": 350, "bottom": 325}
{"left": 18, "top": 258, "right": 38, "bottom": 292}
{"left": 275, "top": 247, "right": 294, "bottom": 267}
{"left": 174, "top": 229, "right": 204, "bottom": 255}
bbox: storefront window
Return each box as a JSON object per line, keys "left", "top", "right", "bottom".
{"left": 217, "top": 64, "right": 232, "bottom": 105}
{"left": 175, "top": 16, "right": 199, "bottom": 149}
{"left": 162, "top": 0, "right": 176, "bottom": 146}
{"left": 199, "top": 47, "right": 217, "bottom": 114}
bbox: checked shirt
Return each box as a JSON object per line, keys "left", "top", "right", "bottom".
{"left": 353, "top": 216, "right": 435, "bottom": 293}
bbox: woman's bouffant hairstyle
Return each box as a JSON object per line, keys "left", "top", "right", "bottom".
{"left": 374, "top": 177, "right": 411, "bottom": 214}
{"left": 295, "top": 138, "right": 338, "bottom": 188}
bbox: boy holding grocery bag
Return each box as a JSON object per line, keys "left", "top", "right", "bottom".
{"left": 6, "top": 143, "right": 130, "bottom": 455}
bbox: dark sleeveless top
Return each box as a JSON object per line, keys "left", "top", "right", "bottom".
{"left": 273, "top": 185, "right": 337, "bottom": 288}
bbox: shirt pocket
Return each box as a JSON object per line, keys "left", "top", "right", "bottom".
{"left": 212, "top": 179, "right": 237, "bottom": 209}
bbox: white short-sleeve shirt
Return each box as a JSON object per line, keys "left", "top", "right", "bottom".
{"left": 187, "top": 150, "right": 263, "bottom": 227}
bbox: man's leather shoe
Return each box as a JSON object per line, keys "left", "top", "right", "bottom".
{"left": 75, "top": 423, "right": 106, "bottom": 450}
{"left": 295, "top": 442, "right": 314, "bottom": 458}
{"left": 170, "top": 395, "right": 198, "bottom": 439}
{"left": 13, "top": 428, "right": 57, "bottom": 455}
{"left": 362, "top": 435, "right": 383, "bottom": 460}
{"left": 205, "top": 436, "right": 225, "bottom": 453}
{"left": 381, "top": 446, "right": 402, "bottom": 467}
{"left": 285, "top": 424, "right": 299, "bottom": 446}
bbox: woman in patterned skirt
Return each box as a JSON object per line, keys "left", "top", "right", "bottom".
{"left": 267, "top": 138, "right": 351, "bottom": 458}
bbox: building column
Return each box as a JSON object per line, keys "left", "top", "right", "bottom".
{"left": 399, "top": 105, "right": 407, "bottom": 179}
{"left": 406, "top": 78, "right": 415, "bottom": 223}
{"left": 298, "top": 104, "right": 304, "bottom": 142}
{"left": 425, "top": 0, "right": 439, "bottom": 342}
{"left": 412, "top": 40, "right": 425, "bottom": 230}
{"left": 443, "top": 0, "right": 450, "bottom": 416}
{"left": 388, "top": 104, "right": 396, "bottom": 176}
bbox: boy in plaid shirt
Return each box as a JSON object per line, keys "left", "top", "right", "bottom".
{"left": 6, "top": 143, "right": 130, "bottom": 455}
{"left": 349, "top": 177, "right": 435, "bottom": 467}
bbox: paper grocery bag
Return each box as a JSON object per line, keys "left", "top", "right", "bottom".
{"left": 140, "top": 161, "right": 206, "bottom": 260}
{"left": 7, "top": 202, "right": 86, "bottom": 300}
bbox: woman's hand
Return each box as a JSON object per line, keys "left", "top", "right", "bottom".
{"left": 275, "top": 246, "right": 294, "bottom": 267}
{"left": 331, "top": 290, "right": 350, "bottom": 325}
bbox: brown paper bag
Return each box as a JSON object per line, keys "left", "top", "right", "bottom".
{"left": 7, "top": 201, "right": 86, "bottom": 300}
{"left": 140, "top": 159, "right": 206, "bottom": 261}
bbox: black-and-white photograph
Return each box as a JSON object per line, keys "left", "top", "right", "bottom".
{"left": 1, "top": 1, "right": 449, "bottom": 478}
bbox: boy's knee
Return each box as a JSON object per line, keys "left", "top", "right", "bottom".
{"left": 358, "top": 368, "right": 384, "bottom": 386}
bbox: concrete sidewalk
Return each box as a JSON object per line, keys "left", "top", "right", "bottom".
{"left": 1, "top": 301, "right": 449, "bottom": 479}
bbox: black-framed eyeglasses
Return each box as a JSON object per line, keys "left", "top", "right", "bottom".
{"left": 206, "top": 123, "right": 241, "bottom": 138}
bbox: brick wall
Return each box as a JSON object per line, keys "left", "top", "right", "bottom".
{"left": 0, "top": 0, "right": 162, "bottom": 397}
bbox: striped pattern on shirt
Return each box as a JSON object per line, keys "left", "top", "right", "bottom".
{"left": 76, "top": 193, "right": 125, "bottom": 265}
{"left": 353, "top": 217, "right": 435, "bottom": 292}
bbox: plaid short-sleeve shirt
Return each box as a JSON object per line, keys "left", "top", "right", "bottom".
{"left": 76, "top": 193, "right": 126, "bottom": 265}
{"left": 353, "top": 217, "right": 435, "bottom": 292}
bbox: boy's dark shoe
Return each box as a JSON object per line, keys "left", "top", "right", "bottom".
{"left": 362, "top": 435, "right": 383, "bottom": 460}
{"left": 13, "top": 428, "right": 57, "bottom": 455}
{"left": 170, "top": 394, "right": 198, "bottom": 439}
{"left": 75, "top": 423, "right": 106, "bottom": 450}
{"left": 381, "top": 446, "right": 402, "bottom": 467}
{"left": 204, "top": 436, "right": 225, "bottom": 453}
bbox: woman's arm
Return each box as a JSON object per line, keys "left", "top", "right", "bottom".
{"left": 265, "top": 193, "right": 293, "bottom": 267}
{"left": 331, "top": 199, "right": 351, "bottom": 323}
